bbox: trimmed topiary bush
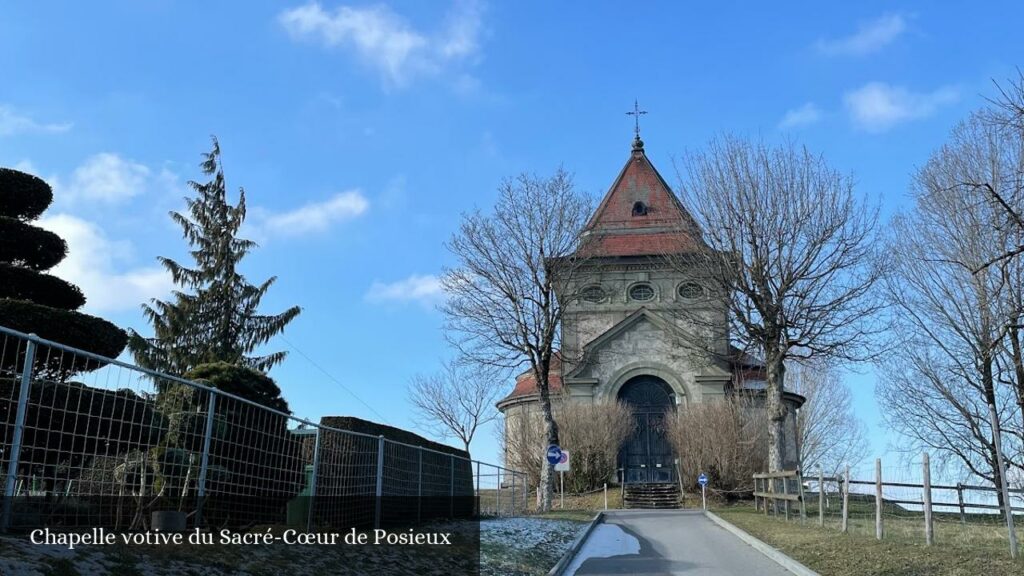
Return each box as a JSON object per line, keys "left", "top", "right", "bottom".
{"left": 0, "top": 167, "right": 127, "bottom": 377}
{"left": 0, "top": 168, "right": 53, "bottom": 220}
{"left": 185, "top": 362, "right": 290, "bottom": 413}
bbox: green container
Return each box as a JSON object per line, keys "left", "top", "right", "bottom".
{"left": 286, "top": 464, "right": 315, "bottom": 527}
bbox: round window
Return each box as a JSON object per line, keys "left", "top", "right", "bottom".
{"left": 629, "top": 283, "right": 655, "bottom": 302}
{"left": 580, "top": 285, "right": 605, "bottom": 303}
{"left": 678, "top": 282, "right": 703, "bottom": 299}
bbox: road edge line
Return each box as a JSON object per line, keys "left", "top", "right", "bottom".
{"left": 704, "top": 510, "right": 820, "bottom": 576}
{"left": 547, "top": 511, "right": 605, "bottom": 576}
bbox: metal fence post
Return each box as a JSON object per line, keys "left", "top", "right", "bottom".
{"left": 195, "top": 391, "right": 217, "bottom": 527}
{"left": 875, "top": 458, "right": 883, "bottom": 540}
{"left": 510, "top": 471, "right": 516, "bottom": 515}
{"left": 1, "top": 339, "right": 36, "bottom": 532}
{"left": 475, "top": 461, "right": 481, "bottom": 517}
{"left": 306, "top": 428, "right": 321, "bottom": 532}
{"left": 923, "top": 453, "right": 933, "bottom": 546}
{"left": 375, "top": 435, "right": 385, "bottom": 529}
{"left": 449, "top": 454, "right": 455, "bottom": 518}
{"left": 496, "top": 468, "right": 501, "bottom": 515}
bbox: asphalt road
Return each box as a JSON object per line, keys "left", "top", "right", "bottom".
{"left": 569, "top": 509, "right": 795, "bottom": 576}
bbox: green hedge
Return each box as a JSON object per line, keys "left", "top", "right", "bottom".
{"left": 0, "top": 264, "right": 86, "bottom": 310}
{"left": 0, "top": 168, "right": 52, "bottom": 220}
{"left": 0, "top": 299, "right": 127, "bottom": 376}
{"left": 0, "top": 217, "right": 67, "bottom": 271}
{"left": 185, "top": 362, "right": 290, "bottom": 413}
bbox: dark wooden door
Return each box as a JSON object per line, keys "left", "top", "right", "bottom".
{"left": 617, "top": 376, "right": 676, "bottom": 484}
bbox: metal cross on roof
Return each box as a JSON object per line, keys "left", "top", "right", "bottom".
{"left": 626, "top": 99, "right": 648, "bottom": 138}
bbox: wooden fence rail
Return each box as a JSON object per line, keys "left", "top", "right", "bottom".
{"left": 752, "top": 454, "right": 1021, "bottom": 559}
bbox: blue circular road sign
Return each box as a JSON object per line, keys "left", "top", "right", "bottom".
{"left": 546, "top": 445, "right": 562, "bottom": 465}
{"left": 697, "top": 473, "right": 708, "bottom": 486}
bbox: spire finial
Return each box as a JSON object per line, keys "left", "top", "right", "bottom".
{"left": 625, "top": 99, "right": 647, "bottom": 151}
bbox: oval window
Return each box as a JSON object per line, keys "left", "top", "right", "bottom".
{"left": 581, "top": 285, "right": 605, "bottom": 303}
{"left": 678, "top": 282, "right": 703, "bottom": 299}
{"left": 629, "top": 283, "right": 655, "bottom": 302}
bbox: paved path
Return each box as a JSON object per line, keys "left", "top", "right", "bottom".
{"left": 567, "top": 509, "right": 794, "bottom": 576}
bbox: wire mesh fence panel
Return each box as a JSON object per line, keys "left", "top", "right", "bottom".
{"left": 312, "top": 429, "right": 378, "bottom": 528}
{"left": 0, "top": 326, "right": 528, "bottom": 533}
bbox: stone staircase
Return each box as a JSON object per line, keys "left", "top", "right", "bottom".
{"left": 623, "top": 483, "right": 681, "bottom": 509}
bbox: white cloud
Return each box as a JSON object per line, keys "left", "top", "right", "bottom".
{"left": 36, "top": 214, "right": 172, "bottom": 313}
{"left": 278, "top": 0, "right": 483, "bottom": 87}
{"left": 843, "top": 82, "right": 958, "bottom": 132}
{"left": 56, "top": 153, "right": 154, "bottom": 204}
{"left": 260, "top": 190, "right": 369, "bottom": 236}
{"left": 0, "top": 104, "right": 72, "bottom": 136}
{"left": 365, "top": 274, "right": 444, "bottom": 306}
{"left": 778, "top": 103, "right": 822, "bottom": 129}
{"left": 816, "top": 13, "right": 907, "bottom": 56}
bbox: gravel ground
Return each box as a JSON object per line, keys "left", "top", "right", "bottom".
{"left": 0, "top": 518, "right": 586, "bottom": 576}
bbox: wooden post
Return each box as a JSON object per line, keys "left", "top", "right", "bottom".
{"left": 875, "top": 458, "right": 883, "bottom": 540}
{"left": 782, "top": 476, "right": 790, "bottom": 521}
{"left": 956, "top": 483, "right": 966, "bottom": 524}
{"left": 923, "top": 453, "right": 933, "bottom": 546}
{"left": 604, "top": 483, "right": 608, "bottom": 510}
{"left": 842, "top": 465, "right": 849, "bottom": 533}
{"left": 797, "top": 469, "right": 807, "bottom": 523}
{"left": 818, "top": 465, "right": 825, "bottom": 527}
{"left": 764, "top": 476, "right": 770, "bottom": 517}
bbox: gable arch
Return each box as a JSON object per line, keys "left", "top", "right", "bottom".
{"left": 601, "top": 362, "right": 691, "bottom": 406}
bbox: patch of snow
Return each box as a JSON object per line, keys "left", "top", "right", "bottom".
{"left": 563, "top": 523, "right": 641, "bottom": 575}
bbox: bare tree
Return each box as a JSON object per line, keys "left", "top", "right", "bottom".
{"left": 408, "top": 359, "right": 502, "bottom": 456}
{"left": 974, "top": 69, "right": 1024, "bottom": 271}
{"left": 673, "top": 136, "right": 884, "bottom": 472}
{"left": 787, "top": 361, "right": 869, "bottom": 476}
{"left": 554, "top": 395, "right": 634, "bottom": 493}
{"left": 879, "top": 113, "right": 1023, "bottom": 503}
{"left": 442, "top": 168, "right": 593, "bottom": 511}
{"left": 666, "top": 396, "right": 767, "bottom": 497}
{"left": 499, "top": 395, "right": 633, "bottom": 493}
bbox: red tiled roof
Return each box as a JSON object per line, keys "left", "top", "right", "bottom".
{"left": 498, "top": 354, "right": 563, "bottom": 405}
{"left": 580, "top": 138, "right": 702, "bottom": 258}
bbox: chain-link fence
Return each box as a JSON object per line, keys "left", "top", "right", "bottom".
{"left": 753, "top": 456, "right": 1024, "bottom": 559}
{"left": 0, "top": 326, "right": 527, "bottom": 532}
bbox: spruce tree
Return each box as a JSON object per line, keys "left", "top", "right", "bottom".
{"left": 0, "top": 167, "right": 127, "bottom": 377}
{"left": 128, "top": 137, "right": 300, "bottom": 375}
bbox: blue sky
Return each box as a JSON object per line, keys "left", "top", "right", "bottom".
{"left": 2, "top": 1, "right": 1022, "bottom": 467}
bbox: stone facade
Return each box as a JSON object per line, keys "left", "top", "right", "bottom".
{"left": 497, "top": 136, "right": 804, "bottom": 478}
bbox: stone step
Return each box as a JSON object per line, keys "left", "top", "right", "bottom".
{"left": 622, "top": 483, "right": 682, "bottom": 509}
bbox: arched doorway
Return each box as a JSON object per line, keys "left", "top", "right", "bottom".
{"left": 617, "top": 375, "right": 676, "bottom": 484}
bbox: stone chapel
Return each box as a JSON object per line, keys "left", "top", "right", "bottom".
{"left": 497, "top": 134, "right": 804, "bottom": 485}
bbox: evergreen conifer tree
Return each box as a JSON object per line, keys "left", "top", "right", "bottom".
{"left": 129, "top": 137, "right": 300, "bottom": 374}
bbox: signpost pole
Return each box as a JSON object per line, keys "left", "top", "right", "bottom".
{"left": 702, "top": 484, "right": 706, "bottom": 511}
{"left": 560, "top": 471, "right": 564, "bottom": 509}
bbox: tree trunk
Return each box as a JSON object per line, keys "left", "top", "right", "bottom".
{"left": 765, "top": 347, "right": 787, "bottom": 473}
{"left": 981, "top": 355, "right": 1007, "bottom": 508}
{"left": 535, "top": 358, "right": 559, "bottom": 512}
{"left": 1009, "top": 323, "right": 1024, "bottom": 429}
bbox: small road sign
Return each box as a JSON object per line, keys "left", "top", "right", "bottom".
{"left": 698, "top": 473, "right": 708, "bottom": 487}
{"left": 698, "top": 472, "right": 709, "bottom": 511}
{"left": 546, "top": 445, "right": 562, "bottom": 466}
{"left": 555, "top": 449, "right": 571, "bottom": 472}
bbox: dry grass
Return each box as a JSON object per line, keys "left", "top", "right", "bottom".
{"left": 716, "top": 504, "right": 1024, "bottom": 576}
